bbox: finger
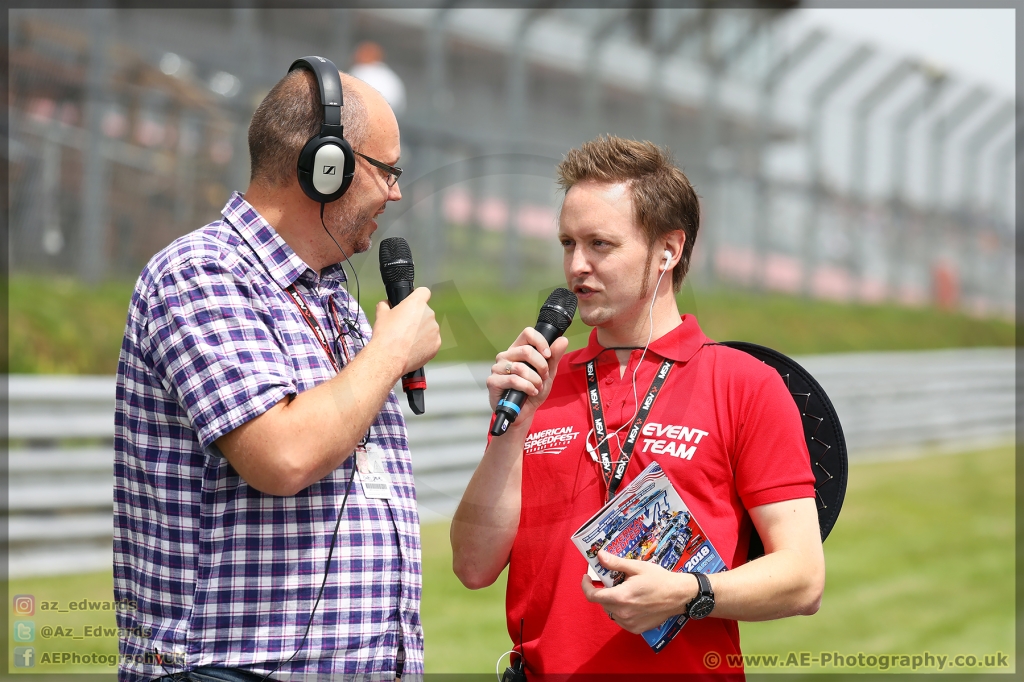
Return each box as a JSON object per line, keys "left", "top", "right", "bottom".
{"left": 505, "top": 346, "right": 549, "bottom": 381}
{"left": 504, "top": 363, "right": 542, "bottom": 387}
{"left": 411, "top": 286, "right": 432, "bottom": 302}
{"left": 596, "top": 550, "right": 644, "bottom": 576}
{"left": 580, "top": 574, "right": 612, "bottom": 604}
{"left": 486, "top": 373, "right": 540, "bottom": 397}
{"left": 520, "top": 327, "right": 553, "bottom": 358}
{"left": 376, "top": 300, "right": 392, "bottom": 315}
{"left": 546, "top": 337, "right": 570, "bottom": 373}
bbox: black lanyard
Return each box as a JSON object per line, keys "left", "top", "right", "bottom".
{"left": 586, "top": 357, "right": 674, "bottom": 500}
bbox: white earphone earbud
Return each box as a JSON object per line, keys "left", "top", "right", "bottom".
{"left": 662, "top": 250, "right": 672, "bottom": 271}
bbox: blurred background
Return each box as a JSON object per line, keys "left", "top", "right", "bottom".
{"left": 7, "top": 3, "right": 1016, "bottom": 313}
{"left": 5, "top": 2, "right": 1016, "bottom": 676}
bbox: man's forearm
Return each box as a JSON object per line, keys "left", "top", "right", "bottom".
{"left": 707, "top": 546, "right": 824, "bottom": 621}
{"left": 216, "top": 335, "right": 407, "bottom": 496}
{"left": 706, "top": 497, "right": 826, "bottom": 621}
{"left": 450, "top": 424, "right": 528, "bottom": 589}
{"left": 583, "top": 498, "right": 824, "bottom": 631}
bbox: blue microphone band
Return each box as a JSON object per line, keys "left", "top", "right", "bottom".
{"left": 497, "top": 399, "right": 522, "bottom": 415}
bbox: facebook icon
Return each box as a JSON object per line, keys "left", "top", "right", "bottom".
{"left": 14, "top": 646, "right": 34, "bottom": 668}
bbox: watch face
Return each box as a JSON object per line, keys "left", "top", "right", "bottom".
{"left": 689, "top": 596, "right": 715, "bottom": 619}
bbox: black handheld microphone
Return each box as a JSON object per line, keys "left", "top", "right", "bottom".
{"left": 490, "top": 288, "right": 578, "bottom": 437}
{"left": 378, "top": 237, "right": 426, "bottom": 415}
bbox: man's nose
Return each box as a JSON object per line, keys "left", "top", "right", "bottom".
{"left": 568, "top": 248, "right": 589, "bottom": 276}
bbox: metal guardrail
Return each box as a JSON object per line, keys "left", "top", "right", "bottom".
{"left": 4, "top": 348, "right": 1014, "bottom": 577}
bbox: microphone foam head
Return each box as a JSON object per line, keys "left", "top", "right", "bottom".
{"left": 379, "top": 237, "right": 415, "bottom": 284}
{"left": 538, "top": 287, "right": 578, "bottom": 333}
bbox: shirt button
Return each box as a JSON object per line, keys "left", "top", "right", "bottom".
{"left": 605, "top": 377, "right": 613, "bottom": 384}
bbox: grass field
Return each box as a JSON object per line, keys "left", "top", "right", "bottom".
{"left": 8, "top": 445, "right": 1014, "bottom": 675}
{"left": 6, "top": 273, "right": 1015, "bottom": 374}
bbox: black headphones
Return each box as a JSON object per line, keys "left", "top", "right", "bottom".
{"left": 289, "top": 56, "right": 356, "bottom": 204}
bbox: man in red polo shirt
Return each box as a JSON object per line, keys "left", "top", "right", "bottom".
{"left": 451, "top": 136, "right": 824, "bottom": 678}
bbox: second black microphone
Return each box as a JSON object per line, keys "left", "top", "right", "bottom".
{"left": 490, "top": 288, "right": 578, "bottom": 437}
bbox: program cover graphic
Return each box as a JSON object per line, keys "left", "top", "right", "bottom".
{"left": 572, "top": 461, "right": 727, "bottom": 652}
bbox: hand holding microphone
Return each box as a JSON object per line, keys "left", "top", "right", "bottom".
{"left": 489, "top": 288, "right": 578, "bottom": 436}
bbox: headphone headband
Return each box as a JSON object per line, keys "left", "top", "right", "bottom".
{"left": 289, "top": 56, "right": 343, "bottom": 135}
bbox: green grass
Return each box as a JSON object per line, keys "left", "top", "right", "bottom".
{"left": 6, "top": 276, "right": 135, "bottom": 375}
{"left": 420, "top": 523, "right": 509, "bottom": 673}
{"left": 8, "top": 445, "right": 1014, "bottom": 674}
{"left": 6, "top": 272, "right": 1015, "bottom": 375}
{"left": 6, "top": 571, "right": 121, "bottom": 676}
{"left": 739, "top": 444, "right": 1015, "bottom": 673}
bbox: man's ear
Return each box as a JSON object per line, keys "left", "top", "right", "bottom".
{"left": 662, "top": 230, "right": 686, "bottom": 270}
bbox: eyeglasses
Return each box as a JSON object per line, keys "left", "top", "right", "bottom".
{"left": 355, "top": 151, "right": 402, "bottom": 187}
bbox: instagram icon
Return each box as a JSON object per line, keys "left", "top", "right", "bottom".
{"left": 13, "top": 595, "right": 35, "bottom": 616}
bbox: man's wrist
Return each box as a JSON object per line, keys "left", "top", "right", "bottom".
{"left": 684, "top": 572, "right": 716, "bottom": 619}
{"left": 680, "top": 571, "right": 701, "bottom": 611}
{"left": 363, "top": 334, "right": 411, "bottom": 385}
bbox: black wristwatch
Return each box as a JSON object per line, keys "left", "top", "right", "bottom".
{"left": 685, "top": 572, "right": 715, "bottom": 619}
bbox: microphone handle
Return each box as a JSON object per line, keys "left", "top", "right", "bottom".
{"left": 490, "top": 321, "right": 562, "bottom": 437}
{"left": 384, "top": 280, "right": 426, "bottom": 415}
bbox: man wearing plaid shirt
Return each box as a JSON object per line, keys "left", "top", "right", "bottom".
{"left": 114, "top": 66, "right": 440, "bottom": 682}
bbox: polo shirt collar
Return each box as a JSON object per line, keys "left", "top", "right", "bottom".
{"left": 222, "top": 191, "right": 312, "bottom": 289}
{"left": 572, "top": 314, "right": 708, "bottom": 365}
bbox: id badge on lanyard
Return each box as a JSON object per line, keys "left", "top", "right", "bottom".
{"left": 355, "top": 441, "right": 395, "bottom": 500}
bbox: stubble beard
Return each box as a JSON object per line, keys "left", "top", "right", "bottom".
{"left": 324, "top": 200, "right": 376, "bottom": 258}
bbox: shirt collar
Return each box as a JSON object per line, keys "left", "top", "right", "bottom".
{"left": 221, "top": 191, "right": 314, "bottom": 289}
{"left": 571, "top": 314, "right": 709, "bottom": 365}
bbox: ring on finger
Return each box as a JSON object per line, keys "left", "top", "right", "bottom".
{"left": 505, "top": 363, "right": 513, "bottom": 375}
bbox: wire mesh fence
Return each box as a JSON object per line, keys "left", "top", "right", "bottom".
{"left": 7, "top": 6, "right": 1015, "bottom": 317}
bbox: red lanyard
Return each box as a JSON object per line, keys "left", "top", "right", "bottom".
{"left": 285, "top": 285, "right": 351, "bottom": 372}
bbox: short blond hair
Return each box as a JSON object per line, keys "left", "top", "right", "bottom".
{"left": 556, "top": 135, "right": 700, "bottom": 291}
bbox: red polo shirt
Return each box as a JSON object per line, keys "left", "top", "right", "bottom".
{"left": 505, "top": 315, "right": 814, "bottom": 678}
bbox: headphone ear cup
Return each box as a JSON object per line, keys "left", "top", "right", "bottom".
{"left": 297, "top": 134, "right": 356, "bottom": 203}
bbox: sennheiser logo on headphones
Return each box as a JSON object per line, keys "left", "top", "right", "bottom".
{"left": 323, "top": 166, "right": 336, "bottom": 175}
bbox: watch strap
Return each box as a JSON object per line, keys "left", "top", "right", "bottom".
{"left": 685, "top": 572, "right": 715, "bottom": 619}
{"left": 693, "top": 571, "right": 713, "bottom": 598}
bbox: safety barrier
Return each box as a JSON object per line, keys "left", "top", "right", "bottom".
{"left": 5, "top": 347, "right": 1013, "bottom": 577}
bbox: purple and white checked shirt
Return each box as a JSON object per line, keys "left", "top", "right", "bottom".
{"left": 114, "top": 192, "right": 423, "bottom": 682}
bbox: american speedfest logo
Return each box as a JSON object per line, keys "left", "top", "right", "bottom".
{"left": 524, "top": 426, "right": 580, "bottom": 455}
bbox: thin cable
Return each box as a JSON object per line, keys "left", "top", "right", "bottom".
{"left": 320, "top": 202, "right": 364, "bottom": 343}
{"left": 592, "top": 261, "right": 670, "bottom": 453}
{"left": 256, "top": 203, "right": 370, "bottom": 682}
{"left": 259, "top": 467, "right": 357, "bottom": 682}
{"left": 495, "top": 650, "right": 520, "bottom": 682}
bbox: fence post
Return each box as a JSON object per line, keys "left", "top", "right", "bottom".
{"left": 504, "top": 8, "right": 548, "bottom": 290}
{"left": 801, "top": 45, "right": 873, "bottom": 297}
{"left": 78, "top": 5, "right": 113, "bottom": 283}
{"left": 583, "top": 10, "right": 626, "bottom": 141}
{"left": 753, "top": 28, "right": 825, "bottom": 289}
{"left": 883, "top": 70, "right": 945, "bottom": 301}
